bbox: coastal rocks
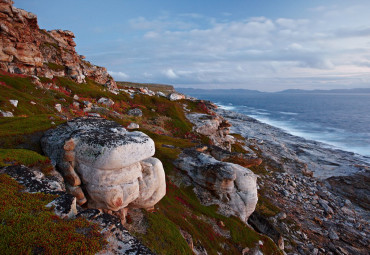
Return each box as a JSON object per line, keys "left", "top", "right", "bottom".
{"left": 174, "top": 149, "right": 258, "bottom": 222}
{"left": 187, "top": 113, "right": 234, "bottom": 151}
{"left": 327, "top": 169, "right": 370, "bottom": 210}
{"left": 41, "top": 117, "right": 166, "bottom": 222}
{"left": 0, "top": 0, "right": 116, "bottom": 89}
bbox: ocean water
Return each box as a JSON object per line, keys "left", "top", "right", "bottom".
{"left": 181, "top": 90, "right": 370, "bottom": 157}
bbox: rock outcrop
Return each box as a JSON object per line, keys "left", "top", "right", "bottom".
{"left": 0, "top": 0, "right": 116, "bottom": 89}
{"left": 174, "top": 149, "right": 258, "bottom": 222}
{"left": 187, "top": 113, "right": 235, "bottom": 151}
{"left": 41, "top": 117, "right": 166, "bottom": 222}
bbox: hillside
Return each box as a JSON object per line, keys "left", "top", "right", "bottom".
{"left": 1, "top": 1, "right": 369, "bottom": 255}
{"left": 0, "top": 1, "right": 282, "bottom": 254}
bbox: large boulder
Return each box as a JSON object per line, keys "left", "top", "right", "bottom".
{"left": 174, "top": 149, "right": 258, "bottom": 222}
{"left": 41, "top": 117, "right": 166, "bottom": 222}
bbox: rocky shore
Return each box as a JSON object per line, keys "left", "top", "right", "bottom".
{"left": 216, "top": 108, "right": 370, "bottom": 254}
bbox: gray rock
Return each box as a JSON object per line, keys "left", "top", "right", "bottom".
{"left": 168, "top": 92, "right": 185, "bottom": 101}
{"left": 55, "top": 103, "right": 62, "bottom": 112}
{"left": 174, "top": 149, "right": 258, "bottom": 221}
{"left": 0, "top": 110, "right": 14, "bottom": 117}
{"left": 318, "top": 199, "right": 334, "bottom": 215}
{"left": 41, "top": 117, "right": 165, "bottom": 219}
{"left": 328, "top": 228, "right": 339, "bottom": 240}
{"left": 127, "top": 108, "right": 143, "bottom": 117}
{"left": 46, "top": 193, "right": 77, "bottom": 219}
{"left": 9, "top": 99, "right": 18, "bottom": 107}
{"left": 127, "top": 123, "right": 140, "bottom": 129}
{"left": 98, "top": 97, "right": 115, "bottom": 107}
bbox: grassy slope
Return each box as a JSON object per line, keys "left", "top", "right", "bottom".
{"left": 0, "top": 72, "right": 282, "bottom": 254}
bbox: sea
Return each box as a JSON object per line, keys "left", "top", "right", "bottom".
{"left": 178, "top": 89, "right": 370, "bottom": 158}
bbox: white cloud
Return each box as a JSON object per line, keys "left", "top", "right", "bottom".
{"left": 91, "top": 6, "right": 370, "bottom": 91}
{"left": 163, "top": 69, "right": 178, "bottom": 79}
{"left": 108, "top": 71, "right": 129, "bottom": 80}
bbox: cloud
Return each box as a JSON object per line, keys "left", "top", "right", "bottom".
{"left": 88, "top": 6, "right": 370, "bottom": 91}
{"left": 108, "top": 71, "right": 129, "bottom": 80}
{"left": 163, "top": 69, "right": 178, "bottom": 79}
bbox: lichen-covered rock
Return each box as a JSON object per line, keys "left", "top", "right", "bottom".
{"left": 174, "top": 149, "right": 258, "bottom": 222}
{"left": 187, "top": 113, "right": 234, "bottom": 151}
{"left": 127, "top": 108, "right": 143, "bottom": 117}
{"left": 46, "top": 193, "right": 77, "bottom": 219}
{"left": 0, "top": 0, "right": 116, "bottom": 89}
{"left": 168, "top": 92, "right": 185, "bottom": 101}
{"left": 41, "top": 117, "right": 166, "bottom": 221}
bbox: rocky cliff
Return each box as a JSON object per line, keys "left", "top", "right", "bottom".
{"left": 0, "top": 0, "right": 116, "bottom": 89}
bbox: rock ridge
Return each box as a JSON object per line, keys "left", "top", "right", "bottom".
{"left": 0, "top": 0, "right": 116, "bottom": 89}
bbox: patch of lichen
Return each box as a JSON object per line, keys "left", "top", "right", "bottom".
{"left": 0, "top": 174, "right": 106, "bottom": 255}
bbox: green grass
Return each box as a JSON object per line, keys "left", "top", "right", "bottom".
{"left": 0, "top": 149, "right": 54, "bottom": 174}
{"left": 0, "top": 174, "right": 106, "bottom": 255}
{"left": 46, "top": 62, "right": 65, "bottom": 72}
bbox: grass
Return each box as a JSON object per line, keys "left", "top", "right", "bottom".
{"left": 0, "top": 174, "right": 106, "bottom": 255}
{"left": 46, "top": 62, "right": 65, "bottom": 72}
{"left": 0, "top": 72, "right": 283, "bottom": 254}
{"left": 0, "top": 149, "right": 54, "bottom": 174}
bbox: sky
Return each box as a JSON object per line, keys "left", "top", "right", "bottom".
{"left": 13, "top": 0, "right": 370, "bottom": 91}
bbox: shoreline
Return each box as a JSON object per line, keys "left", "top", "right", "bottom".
{"left": 215, "top": 107, "right": 370, "bottom": 179}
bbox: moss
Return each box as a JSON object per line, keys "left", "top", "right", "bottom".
{"left": 0, "top": 149, "right": 54, "bottom": 174}
{"left": 139, "top": 211, "right": 192, "bottom": 255}
{"left": 46, "top": 62, "right": 65, "bottom": 72}
{"left": 255, "top": 190, "right": 281, "bottom": 218}
{"left": 0, "top": 174, "right": 106, "bottom": 255}
{"left": 41, "top": 41, "right": 60, "bottom": 51}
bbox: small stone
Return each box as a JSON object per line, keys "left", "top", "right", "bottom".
{"left": 55, "top": 104, "right": 62, "bottom": 112}
{"left": 127, "top": 123, "right": 140, "bottom": 129}
{"left": 168, "top": 92, "right": 185, "bottom": 101}
{"left": 73, "top": 101, "right": 80, "bottom": 108}
{"left": 73, "top": 94, "right": 79, "bottom": 100}
{"left": 97, "top": 97, "right": 114, "bottom": 107}
{"left": 46, "top": 193, "right": 77, "bottom": 219}
{"left": 0, "top": 110, "right": 14, "bottom": 117}
{"left": 83, "top": 101, "right": 92, "bottom": 108}
{"left": 30, "top": 101, "right": 36, "bottom": 105}
{"left": 127, "top": 108, "right": 143, "bottom": 117}
{"left": 87, "top": 113, "right": 101, "bottom": 117}
{"left": 328, "top": 228, "right": 339, "bottom": 240}
{"left": 277, "top": 212, "right": 287, "bottom": 220}
{"left": 9, "top": 99, "right": 18, "bottom": 107}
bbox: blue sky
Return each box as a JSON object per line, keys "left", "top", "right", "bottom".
{"left": 13, "top": 0, "right": 370, "bottom": 91}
